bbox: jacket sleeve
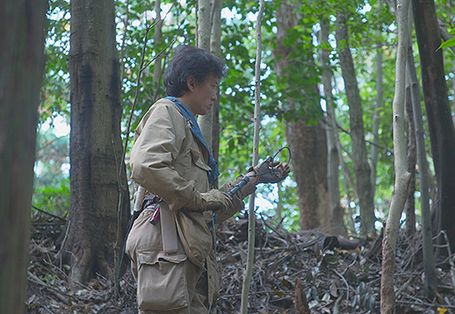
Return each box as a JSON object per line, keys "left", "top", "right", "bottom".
{"left": 130, "top": 103, "right": 204, "bottom": 212}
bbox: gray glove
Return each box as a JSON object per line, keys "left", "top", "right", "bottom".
{"left": 200, "top": 189, "right": 233, "bottom": 212}
{"left": 254, "top": 159, "right": 290, "bottom": 184}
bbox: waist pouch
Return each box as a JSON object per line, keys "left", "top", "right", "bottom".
{"left": 136, "top": 251, "right": 189, "bottom": 311}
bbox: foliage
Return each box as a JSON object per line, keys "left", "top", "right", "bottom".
{"left": 33, "top": 120, "right": 70, "bottom": 216}
{"left": 439, "top": 38, "right": 455, "bottom": 52}
{"left": 32, "top": 178, "right": 70, "bottom": 217}
{"left": 35, "top": 0, "right": 454, "bottom": 233}
{"left": 41, "top": 0, "right": 70, "bottom": 122}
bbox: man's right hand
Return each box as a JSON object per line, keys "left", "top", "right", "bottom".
{"left": 200, "top": 189, "right": 233, "bottom": 212}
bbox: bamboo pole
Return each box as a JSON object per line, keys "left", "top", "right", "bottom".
{"left": 240, "top": 1, "right": 264, "bottom": 312}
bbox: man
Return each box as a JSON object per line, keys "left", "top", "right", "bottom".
{"left": 126, "top": 46, "right": 289, "bottom": 313}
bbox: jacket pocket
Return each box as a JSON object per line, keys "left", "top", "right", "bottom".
{"left": 136, "top": 251, "right": 189, "bottom": 311}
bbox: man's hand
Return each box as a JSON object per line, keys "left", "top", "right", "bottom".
{"left": 253, "top": 159, "right": 290, "bottom": 184}
{"left": 201, "top": 189, "right": 233, "bottom": 211}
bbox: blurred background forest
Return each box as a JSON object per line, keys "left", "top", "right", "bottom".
{"left": 35, "top": 0, "right": 453, "bottom": 231}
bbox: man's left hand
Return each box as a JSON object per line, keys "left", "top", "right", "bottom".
{"left": 252, "top": 160, "right": 290, "bottom": 184}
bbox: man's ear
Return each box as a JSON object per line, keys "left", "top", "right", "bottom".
{"left": 186, "top": 76, "right": 197, "bottom": 92}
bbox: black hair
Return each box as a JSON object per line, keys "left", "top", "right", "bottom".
{"left": 164, "top": 45, "right": 226, "bottom": 97}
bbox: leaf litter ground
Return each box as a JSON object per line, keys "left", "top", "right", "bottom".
{"left": 27, "top": 212, "right": 455, "bottom": 313}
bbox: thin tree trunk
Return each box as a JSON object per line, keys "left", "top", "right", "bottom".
{"left": 65, "top": 0, "right": 129, "bottom": 284}
{"left": 413, "top": 0, "right": 455, "bottom": 252}
{"left": 320, "top": 17, "right": 346, "bottom": 235}
{"left": 444, "top": 20, "right": 455, "bottom": 115}
{"left": 240, "top": 1, "right": 264, "bottom": 312}
{"left": 196, "top": 0, "right": 211, "bottom": 50}
{"left": 407, "top": 44, "right": 437, "bottom": 296}
{"left": 404, "top": 84, "right": 416, "bottom": 236}
{"left": 335, "top": 11, "right": 375, "bottom": 237}
{"left": 197, "top": 0, "right": 214, "bottom": 152}
{"left": 210, "top": 0, "right": 222, "bottom": 180}
{"left": 452, "top": 64, "right": 455, "bottom": 115}
{"left": 371, "top": 0, "right": 384, "bottom": 199}
{"left": 152, "top": 0, "right": 163, "bottom": 101}
{"left": 386, "top": 0, "right": 437, "bottom": 292}
{"left": 332, "top": 75, "right": 357, "bottom": 233}
{"left": 0, "top": 1, "right": 47, "bottom": 312}
{"left": 209, "top": 0, "right": 222, "bottom": 56}
{"left": 276, "top": 181, "right": 283, "bottom": 221}
{"left": 119, "top": 0, "right": 129, "bottom": 83}
{"left": 380, "top": 1, "right": 411, "bottom": 312}
{"left": 341, "top": 158, "right": 356, "bottom": 233}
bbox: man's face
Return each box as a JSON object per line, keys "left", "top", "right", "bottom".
{"left": 187, "top": 74, "right": 219, "bottom": 115}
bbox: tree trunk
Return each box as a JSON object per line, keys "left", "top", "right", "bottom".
{"left": 413, "top": 0, "right": 455, "bottom": 252}
{"left": 288, "top": 122, "right": 329, "bottom": 230}
{"left": 210, "top": 0, "right": 222, "bottom": 59}
{"left": 0, "top": 1, "right": 47, "bottom": 312}
{"left": 152, "top": 0, "right": 163, "bottom": 101}
{"left": 320, "top": 17, "right": 346, "bottom": 235}
{"left": 330, "top": 76, "right": 358, "bottom": 233}
{"left": 65, "top": 0, "right": 129, "bottom": 284}
{"left": 407, "top": 44, "right": 437, "bottom": 295}
{"left": 275, "top": 0, "right": 329, "bottom": 231}
{"left": 240, "top": 1, "right": 264, "bottom": 312}
{"left": 452, "top": 63, "right": 455, "bottom": 115}
{"left": 380, "top": 1, "right": 411, "bottom": 312}
{"left": 386, "top": 0, "right": 437, "bottom": 294}
{"left": 197, "top": 0, "right": 214, "bottom": 152}
{"left": 371, "top": 0, "right": 384, "bottom": 199}
{"left": 335, "top": 11, "right": 375, "bottom": 237}
{"left": 276, "top": 181, "right": 283, "bottom": 221}
{"left": 210, "top": 0, "right": 222, "bottom": 183}
{"left": 443, "top": 21, "right": 455, "bottom": 115}
{"left": 404, "top": 85, "right": 416, "bottom": 236}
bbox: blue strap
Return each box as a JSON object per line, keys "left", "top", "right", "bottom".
{"left": 165, "top": 96, "right": 219, "bottom": 186}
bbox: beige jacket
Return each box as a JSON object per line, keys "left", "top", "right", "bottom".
{"left": 127, "top": 98, "right": 243, "bottom": 305}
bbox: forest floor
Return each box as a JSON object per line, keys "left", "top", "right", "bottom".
{"left": 27, "top": 212, "right": 455, "bottom": 314}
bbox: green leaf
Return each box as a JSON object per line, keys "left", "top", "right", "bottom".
{"left": 439, "top": 37, "right": 455, "bottom": 50}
